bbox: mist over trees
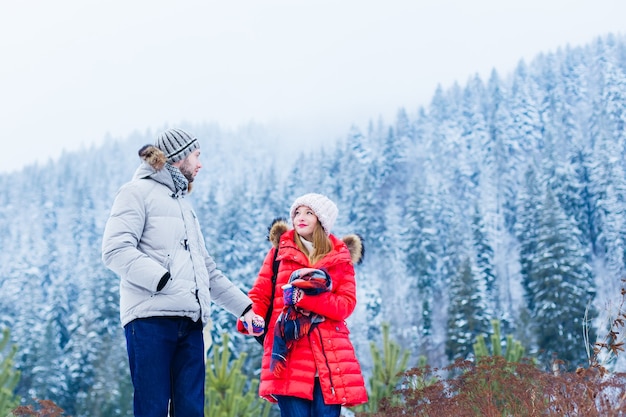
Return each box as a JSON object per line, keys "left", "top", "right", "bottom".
{"left": 1, "top": 33, "right": 625, "bottom": 415}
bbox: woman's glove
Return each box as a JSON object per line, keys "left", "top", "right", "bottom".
{"left": 282, "top": 284, "right": 302, "bottom": 306}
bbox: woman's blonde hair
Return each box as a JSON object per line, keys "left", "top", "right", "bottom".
{"left": 294, "top": 222, "right": 333, "bottom": 265}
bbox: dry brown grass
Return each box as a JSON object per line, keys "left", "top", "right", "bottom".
{"left": 357, "top": 280, "right": 626, "bottom": 417}
{"left": 9, "top": 399, "right": 69, "bottom": 417}
{"left": 357, "top": 356, "right": 626, "bottom": 416}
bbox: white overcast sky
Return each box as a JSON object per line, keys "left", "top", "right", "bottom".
{"left": 1, "top": 0, "right": 624, "bottom": 173}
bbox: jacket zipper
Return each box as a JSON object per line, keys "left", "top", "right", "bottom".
{"left": 176, "top": 199, "right": 201, "bottom": 307}
{"left": 314, "top": 327, "right": 336, "bottom": 396}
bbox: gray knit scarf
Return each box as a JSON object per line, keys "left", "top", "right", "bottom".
{"left": 165, "top": 163, "right": 189, "bottom": 193}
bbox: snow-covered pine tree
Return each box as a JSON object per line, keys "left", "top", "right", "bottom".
{"left": 445, "top": 256, "right": 489, "bottom": 360}
{"left": 523, "top": 186, "right": 596, "bottom": 366}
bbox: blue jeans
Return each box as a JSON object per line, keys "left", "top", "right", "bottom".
{"left": 276, "top": 378, "right": 341, "bottom": 417}
{"left": 125, "top": 316, "right": 204, "bottom": 417}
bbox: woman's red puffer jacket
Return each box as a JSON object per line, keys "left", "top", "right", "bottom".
{"left": 247, "top": 220, "right": 368, "bottom": 407}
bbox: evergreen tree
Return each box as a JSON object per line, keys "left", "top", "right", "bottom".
{"left": 210, "top": 182, "right": 256, "bottom": 340}
{"left": 347, "top": 125, "right": 389, "bottom": 246}
{"left": 353, "top": 322, "right": 410, "bottom": 414}
{"left": 380, "top": 124, "right": 410, "bottom": 195}
{"left": 473, "top": 320, "right": 525, "bottom": 363}
{"left": 555, "top": 147, "right": 596, "bottom": 252}
{"left": 471, "top": 203, "right": 498, "bottom": 321}
{"left": 510, "top": 60, "right": 544, "bottom": 155}
{"left": 589, "top": 121, "right": 626, "bottom": 302}
{"left": 601, "top": 61, "right": 626, "bottom": 148}
{"left": 554, "top": 44, "right": 589, "bottom": 150}
{"left": 488, "top": 69, "right": 522, "bottom": 232}
{"left": 524, "top": 186, "right": 596, "bottom": 367}
{"left": 205, "top": 333, "right": 274, "bottom": 417}
{"left": 446, "top": 257, "right": 489, "bottom": 360}
{"left": 517, "top": 165, "right": 544, "bottom": 313}
{"left": 403, "top": 180, "right": 440, "bottom": 358}
{"left": 0, "top": 328, "right": 20, "bottom": 416}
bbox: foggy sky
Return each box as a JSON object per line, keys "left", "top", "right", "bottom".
{"left": 1, "top": 0, "right": 624, "bottom": 173}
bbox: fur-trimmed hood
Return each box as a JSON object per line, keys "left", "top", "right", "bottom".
{"left": 138, "top": 145, "right": 167, "bottom": 171}
{"left": 267, "top": 218, "right": 364, "bottom": 265}
{"left": 135, "top": 145, "right": 193, "bottom": 193}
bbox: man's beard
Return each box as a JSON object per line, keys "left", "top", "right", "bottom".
{"left": 179, "top": 159, "right": 195, "bottom": 183}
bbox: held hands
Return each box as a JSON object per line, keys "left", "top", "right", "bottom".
{"left": 241, "top": 310, "right": 265, "bottom": 336}
{"left": 282, "top": 284, "right": 303, "bottom": 306}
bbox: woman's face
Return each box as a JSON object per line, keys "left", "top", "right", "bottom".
{"left": 293, "top": 205, "right": 318, "bottom": 240}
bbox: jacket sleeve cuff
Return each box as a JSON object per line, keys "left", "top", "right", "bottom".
{"left": 240, "top": 303, "right": 253, "bottom": 317}
{"left": 156, "top": 272, "right": 171, "bottom": 292}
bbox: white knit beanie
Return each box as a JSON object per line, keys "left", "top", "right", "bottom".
{"left": 289, "top": 193, "right": 338, "bottom": 235}
{"left": 155, "top": 128, "right": 200, "bottom": 163}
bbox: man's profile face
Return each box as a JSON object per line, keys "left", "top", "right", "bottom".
{"left": 177, "top": 149, "right": 202, "bottom": 182}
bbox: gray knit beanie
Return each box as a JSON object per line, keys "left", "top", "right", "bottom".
{"left": 289, "top": 193, "right": 338, "bottom": 235}
{"left": 154, "top": 128, "right": 200, "bottom": 163}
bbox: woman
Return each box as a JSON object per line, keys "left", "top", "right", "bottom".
{"left": 242, "top": 193, "right": 368, "bottom": 417}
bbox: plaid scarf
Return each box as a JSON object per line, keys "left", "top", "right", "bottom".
{"left": 165, "top": 163, "right": 188, "bottom": 193}
{"left": 270, "top": 267, "right": 332, "bottom": 375}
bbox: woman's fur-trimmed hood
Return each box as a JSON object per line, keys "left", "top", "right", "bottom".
{"left": 267, "top": 218, "right": 364, "bottom": 265}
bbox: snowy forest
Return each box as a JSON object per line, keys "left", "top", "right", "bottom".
{"left": 1, "top": 33, "right": 626, "bottom": 416}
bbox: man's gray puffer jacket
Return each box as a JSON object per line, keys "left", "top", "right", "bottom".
{"left": 102, "top": 146, "right": 251, "bottom": 327}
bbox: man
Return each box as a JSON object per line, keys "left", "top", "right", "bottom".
{"left": 102, "top": 128, "right": 261, "bottom": 417}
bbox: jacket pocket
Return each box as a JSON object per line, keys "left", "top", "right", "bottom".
{"left": 163, "top": 253, "right": 172, "bottom": 271}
